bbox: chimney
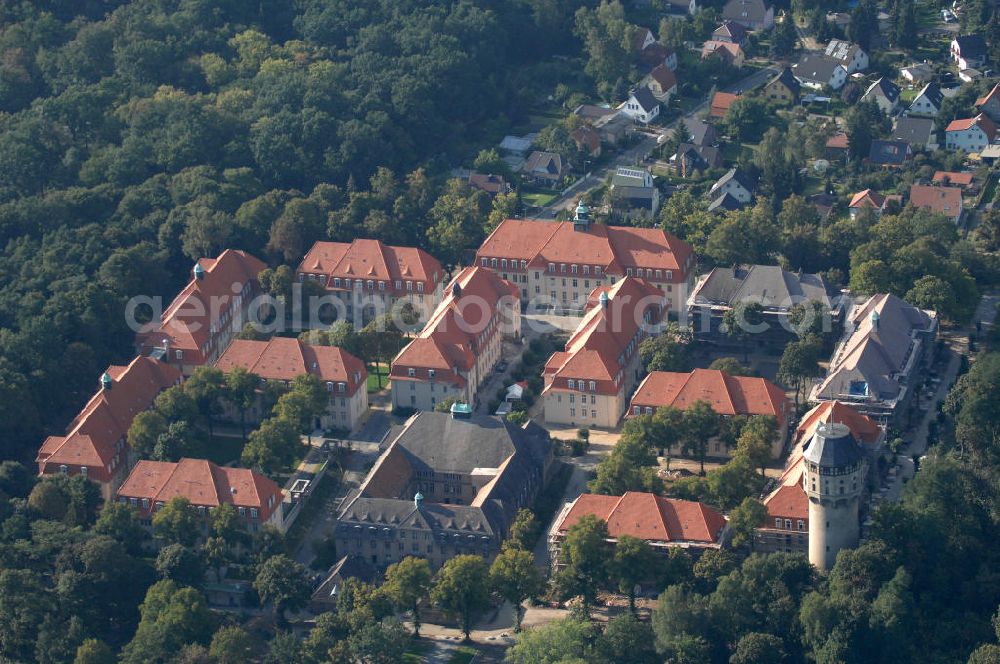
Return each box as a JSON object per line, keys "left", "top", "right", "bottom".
{"left": 100, "top": 372, "right": 113, "bottom": 391}
{"left": 193, "top": 263, "right": 205, "bottom": 280}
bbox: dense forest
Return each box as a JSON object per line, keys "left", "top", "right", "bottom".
{"left": 0, "top": 0, "right": 597, "bottom": 463}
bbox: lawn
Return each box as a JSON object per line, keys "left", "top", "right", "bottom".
{"left": 448, "top": 646, "right": 478, "bottom": 664}
{"left": 402, "top": 640, "right": 434, "bottom": 664}
{"left": 367, "top": 362, "right": 390, "bottom": 392}
{"left": 205, "top": 433, "right": 245, "bottom": 465}
{"left": 522, "top": 190, "right": 558, "bottom": 207}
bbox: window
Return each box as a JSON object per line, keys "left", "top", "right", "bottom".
{"left": 521, "top": 260, "right": 527, "bottom": 269}
{"left": 407, "top": 281, "right": 413, "bottom": 291}
{"left": 548, "top": 263, "right": 555, "bottom": 273}
{"left": 560, "top": 264, "right": 566, "bottom": 273}
{"left": 571, "top": 264, "right": 578, "bottom": 274}
{"left": 428, "top": 369, "right": 435, "bottom": 379}
{"left": 633, "top": 406, "right": 641, "bottom": 415}
{"left": 588, "top": 380, "right": 596, "bottom": 391}
{"left": 570, "top": 408, "right": 575, "bottom": 417}
{"left": 626, "top": 268, "right": 633, "bottom": 276}
{"left": 591, "top": 410, "right": 597, "bottom": 418}
{"left": 567, "top": 379, "right": 575, "bottom": 389}
{"left": 338, "top": 382, "right": 346, "bottom": 392}
{"left": 491, "top": 258, "right": 497, "bottom": 268}
{"left": 583, "top": 265, "right": 590, "bottom": 275}
{"left": 408, "top": 368, "right": 416, "bottom": 377}
{"left": 775, "top": 518, "right": 782, "bottom": 528}
{"left": 238, "top": 507, "right": 246, "bottom": 516}
{"left": 569, "top": 394, "right": 575, "bottom": 404}
{"left": 785, "top": 519, "right": 792, "bottom": 529}
{"left": 395, "top": 280, "right": 402, "bottom": 289}
{"left": 59, "top": 464, "right": 67, "bottom": 474}
{"left": 501, "top": 259, "right": 507, "bottom": 269}
{"left": 417, "top": 282, "right": 424, "bottom": 293}
{"left": 797, "top": 520, "right": 805, "bottom": 531}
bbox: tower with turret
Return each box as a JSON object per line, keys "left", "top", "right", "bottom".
{"left": 803, "top": 422, "right": 864, "bottom": 571}
{"left": 573, "top": 199, "right": 590, "bottom": 231}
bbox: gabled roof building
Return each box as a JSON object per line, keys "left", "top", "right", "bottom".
{"left": 909, "top": 184, "right": 964, "bottom": 224}
{"left": 136, "top": 249, "right": 267, "bottom": 375}
{"left": 36, "top": 356, "right": 182, "bottom": 500}
{"left": 543, "top": 278, "right": 666, "bottom": 429}
{"left": 390, "top": 266, "right": 520, "bottom": 412}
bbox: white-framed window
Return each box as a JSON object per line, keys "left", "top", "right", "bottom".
{"left": 491, "top": 258, "right": 498, "bottom": 268}
{"left": 417, "top": 282, "right": 424, "bottom": 293}
{"left": 568, "top": 379, "right": 575, "bottom": 389}
{"left": 408, "top": 368, "right": 416, "bottom": 377}
{"left": 481, "top": 258, "right": 488, "bottom": 267}
{"left": 588, "top": 381, "right": 596, "bottom": 391}
{"left": 633, "top": 406, "right": 640, "bottom": 415}
{"left": 775, "top": 518, "right": 782, "bottom": 528}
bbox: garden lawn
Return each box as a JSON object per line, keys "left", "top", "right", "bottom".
{"left": 367, "top": 362, "right": 390, "bottom": 392}
{"left": 522, "top": 190, "right": 558, "bottom": 207}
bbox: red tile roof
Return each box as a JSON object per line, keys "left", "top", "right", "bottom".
{"left": 909, "top": 184, "right": 963, "bottom": 220}
{"left": 710, "top": 92, "right": 740, "bottom": 118}
{"left": 477, "top": 220, "right": 693, "bottom": 280}
{"left": 558, "top": 491, "right": 727, "bottom": 545}
{"left": 794, "top": 400, "right": 881, "bottom": 448}
{"left": 216, "top": 337, "right": 366, "bottom": 395}
{"left": 390, "top": 267, "right": 518, "bottom": 385}
{"left": 571, "top": 126, "right": 601, "bottom": 155}
{"left": 849, "top": 188, "right": 885, "bottom": 209}
{"left": 297, "top": 240, "right": 443, "bottom": 295}
{"left": 975, "top": 81, "right": 1000, "bottom": 107}
{"left": 118, "top": 458, "right": 281, "bottom": 522}
{"left": 543, "top": 278, "right": 665, "bottom": 396}
{"left": 649, "top": 64, "right": 677, "bottom": 92}
{"left": 36, "top": 357, "right": 182, "bottom": 482}
{"left": 825, "top": 133, "right": 849, "bottom": 150}
{"left": 137, "top": 250, "right": 266, "bottom": 364}
{"left": 701, "top": 40, "right": 743, "bottom": 64}
{"left": 932, "top": 171, "right": 974, "bottom": 187}
{"left": 763, "top": 483, "right": 808, "bottom": 522}
{"left": 630, "top": 369, "right": 790, "bottom": 425}
{"left": 945, "top": 113, "right": 997, "bottom": 141}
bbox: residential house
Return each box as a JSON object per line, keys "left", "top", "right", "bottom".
{"left": 951, "top": 34, "right": 988, "bottom": 70}
{"left": 571, "top": 125, "right": 602, "bottom": 158}
{"left": 892, "top": 116, "right": 938, "bottom": 150}
{"left": 621, "top": 86, "right": 661, "bottom": 124}
{"left": 707, "top": 193, "right": 745, "bottom": 212}
{"left": 975, "top": 82, "right": 1000, "bottom": 122}
{"left": 825, "top": 132, "right": 849, "bottom": 160}
{"left": 215, "top": 337, "right": 368, "bottom": 431}
{"left": 296, "top": 240, "right": 446, "bottom": 327}
{"left": 848, "top": 189, "right": 889, "bottom": 218}
{"left": 860, "top": 77, "right": 901, "bottom": 116}
{"left": 640, "top": 43, "right": 678, "bottom": 71}
{"left": 390, "top": 267, "right": 520, "bottom": 412}
{"left": 709, "top": 91, "right": 740, "bottom": 119}
{"left": 610, "top": 167, "right": 661, "bottom": 218}
{"left": 945, "top": 114, "right": 997, "bottom": 153}
{"left": 793, "top": 54, "right": 848, "bottom": 90}
{"left": 755, "top": 401, "right": 883, "bottom": 555}
{"left": 543, "top": 278, "right": 666, "bottom": 428}
{"left": 573, "top": 104, "right": 615, "bottom": 123}
{"left": 310, "top": 556, "right": 379, "bottom": 613}
{"left": 807, "top": 193, "right": 836, "bottom": 224}
{"left": 713, "top": 21, "right": 748, "bottom": 46}
{"left": 959, "top": 68, "right": 985, "bottom": 83}
{"left": 664, "top": 0, "right": 699, "bottom": 17}
{"left": 336, "top": 411, "right": 553, "bottom": 569}
{"left": 36, "top": 357, "right": 182, "bottom": 501}
{"left": 551, "top": 492, "right": 727, "bottom": 569}
{"left": 629, "top": 369, "right": 791, "bottom": 459}
{"left": 630, "top": 26, "right": 657, "bottom": 53}
{"left": 810, "top": 293, "right": 938, "bottom": 425}
{"left": 826, "top": 12, "right": 851, "bottom": 30}
{"left": 522, "top": 151, "right": 569, "bottom": 186}
{"left": 674, "top": 143, "right": 724, "bottom": 175}
{"left": 932, "top": 171, "right": 976, "bottom": 191}
{"left": 594, "top": 112, "right": 632, "bottom": 145}
{"left": 909, "top": 184, "right": 964, "bottom": 224}
{"left": 683, "top": 117, "right": 717, "bottom": 146}
{"left": 722, "top": 0, "right": 775, "bottom": 30}
{"left": 825, "top": 39, "right": 868, "bottom": 73}
{"left": 907, "top": 82, "right": 944, "bottom": 117}
{"left": 647, "top": 65, "right": 678, "bottom": 102}
{"left": 117, "top": 458, "right": 284, "bottom": 534}
{"left": 476, "top": 215, "right": 695, "bottom": 315}
{"left": 136, "top": 250, "right": 266, "bottom": 375}
{"left": 499, "top": 135, "right": 533, "bottom": 156}
{"left": 708, "top": 167, "right": 756, "bottom": 205}
{"left": 763, "top": 67, "right": 801, "bottom": 106}
{"left": 702, "top": 40, "right": 745, "bottom": 68}
{"left": 868, "top": 139, "right": 911, "bottom": 167}
{"left": 687, "top": 264, "right": 834, "bottom": 344}
{"left": 900, "top": 63, "right": 934, "bottom": 84}
{"left": 468, "top": 172, "right": 512, "bottom": 198}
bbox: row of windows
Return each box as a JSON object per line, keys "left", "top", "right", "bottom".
{"left": 569, "top": 408, "right": 599, "bottom": 419}
{"left": 547, "top": 263, "right": 605, "bottom": 277}
{"left": 119, "top": 496, "right": 261, "bottom": 519}
{"left": 482, "top": 258, "right": 528, "bottom": 271}
{"left": 773, "top": 518, "right": 806, "bottom": 531}
{"left": 302, "top": 273, "right": 428, "bottom": 293}
{"left": 567, "top": 393, "right": 599, "bottom": 405}
{"left": 566, "top": 379, "right": 598, "bottom": 391}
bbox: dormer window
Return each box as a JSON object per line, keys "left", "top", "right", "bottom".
{"left": 417, "top": 282, "right": 424, "bottom": 293}
{"left": 429, "top": 369, "right": 436, "bottom": 379}
{"left": 338, "top": 382, "right": 346, "bottom": 392}
{"left": 326, "top": 381, "right": 334, "bottom": 392}
{"left": 775, "top": 518, "right": 782, "bottom": 528}
{"left": 59, "top": 465, "right": 67, "bottom": 474}
{"left": 481, "top": 258, "right": 488, "bottom": 267}
{"left": 408, "top": 368, "right": 416, "bottom": 377}
{"left": 491, "top": 258, "right": 498, "bottom": 268}
{"left": 568, "top": 379, "right": 575, "bottom": 389}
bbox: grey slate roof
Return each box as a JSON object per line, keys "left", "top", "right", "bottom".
{"left": 523, "top": 151, "right": 564, "bottom": 176}
{"left": 631, "top": 86, "right": 659, "bottom": 113}
{"left": 692, "top": 264, "right": 831, "bottom": 310}
{"left": 707, "top": 192, "right": 744, "bottom": 212}
{"left": 683, "top": 118, "right": 717, "bottom": 146}
{"left": 710, "top": 167, "right": 756, "bottom": 196}
{"left": 912, "top": 82, "right": 943, "bottom": 110}
{"left": 954, "top": 34, "right": 987, "bottom": 60}
{"left": 771, "top": 66, "right": 802, "bottom": 96}
{"left": 793, "top": 54, "right": 844, "bottom": 84}
{"left": 868, "top": 139, "right": 910, "bottom": 165}
{"left": 892, "top": 117, "right": 935, "bottom": 146}
{"left": 677, "top": 143, "right": 723, "bottom": 170}
{"left": 802, "top": 422, "right": 863, "bottom": 467}
{"left": 723, "top": 0, "right": 771, "bottom": 24}
{"left": 864, "top": 77, "right": 900, "bottom": 104}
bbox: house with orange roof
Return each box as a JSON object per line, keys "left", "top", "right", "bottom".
{"left": 550, "top": 491, "right": 727, "bottom": 567}
{"left": 476, "top": 213, "right": 694, "bottom": 315}
{"left": 848, "top": 188, "right": 888, "bottom": 218}
{"left": 975, "top": 81, "right": 1000, "bottom": 122}
{"left": 629, "top": 368, "right": 790, "bottom": 459}
{"left": 701, "top": 40, "right": 745, "bottom": 68}
{"left": 909, "top": 183, "right": 964, "bottom": 224}
{"left": 944, "top": 114, "right": 997, "bottom": 153}
{"left": 136, "top": 250, "right": 267, "bottom": 375}
{"left": 810, "top": 293, "right": 937, "bottom": 424}
{"left": 117, "top": 457, "right": 283, "bottom": 533}
{"left": 932, "top": 171, "right": 975, "bottom": 190}
{"left": 710, "top": 91, "right": 740, "bottom": 118}
{"left": 390, "top": 266, "right": 520, "bottom": 412}
{"left": 754, "top": 400, "right": 883, "bottom": 555}
{"left": 215, "top": 337, "right": 368, "bottom": 431}
{"left": 36, "top": 356, "right": 182, "bottom": 500}
{"left": 296, "top": 239, "right": 446, "bottom": 328}
{"left": 542, "top": 278, "right": 666, "bottom": 429}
